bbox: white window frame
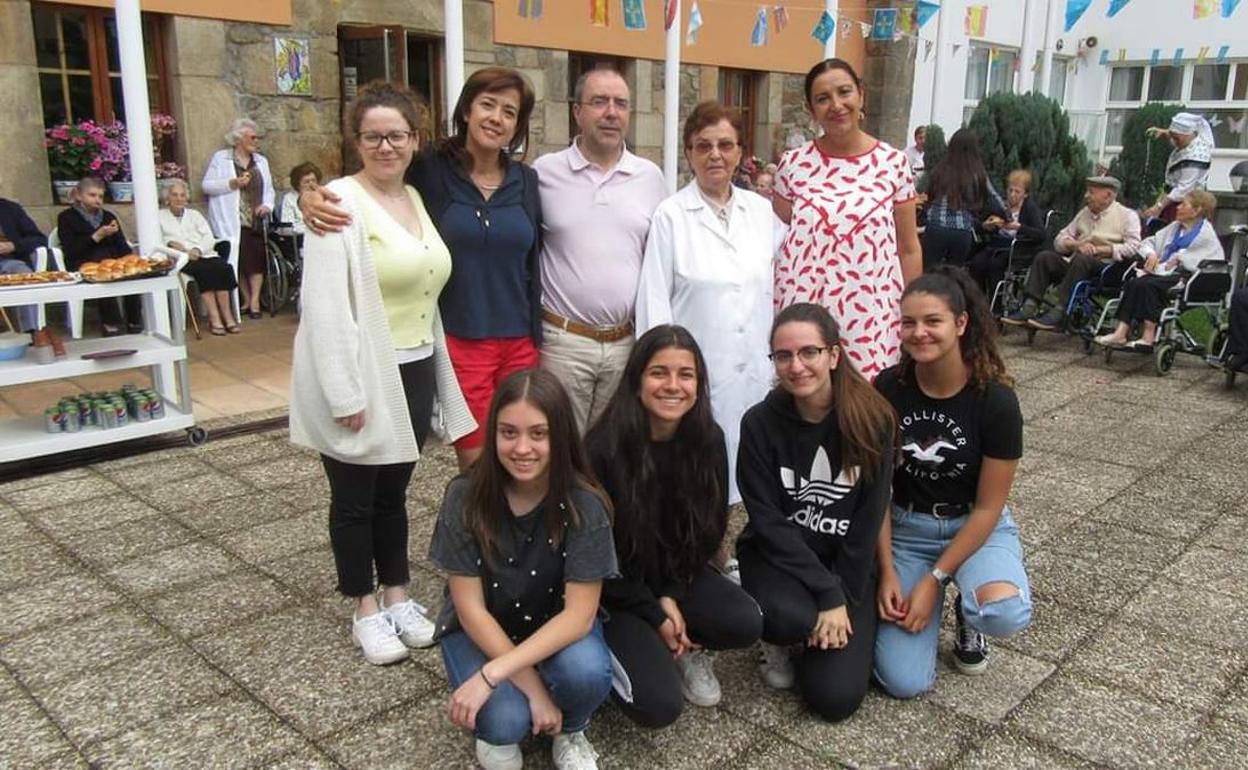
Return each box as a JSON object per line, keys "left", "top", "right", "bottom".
{"left": 963, "top": 42, "right": 1020, "bottom": 124}
{"left": 1104, "top": 60, "right": 1248, "bottom": 154}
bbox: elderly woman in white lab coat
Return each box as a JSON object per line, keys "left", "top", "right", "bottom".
{"left": 635, "top": 101, "right": 775, "bottom": 504}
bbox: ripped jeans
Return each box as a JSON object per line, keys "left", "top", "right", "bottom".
{"left": 874, "top": 504, "right": 1032, "bottom": 699}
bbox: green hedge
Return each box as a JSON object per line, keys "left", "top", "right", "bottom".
{"left": 965, "top": 92, "right": 1093, "bottom": 218}
{"left": 1107, "top": 103, "right": 1187, "bottom": 208}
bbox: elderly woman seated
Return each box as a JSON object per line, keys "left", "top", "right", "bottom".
{"left": 158, "top": 179, "right": 240, "bottom": 335}
{"left": 1094, "top": 190, "right": 1223, "bottom": 352}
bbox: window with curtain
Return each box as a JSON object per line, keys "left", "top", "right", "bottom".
{"left": 1104, "top": 61, "right": 1248, "bottom": 150}
{"left": 719, "top": 68, "right": 758, "bottom": 155}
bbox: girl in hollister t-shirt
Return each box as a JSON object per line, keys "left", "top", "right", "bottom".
{"left": 873, "top": 266, "right": 1032, "bottom": 698}
{"left": 736, "top": 303, "right": 897, "bottom": 722}
{"left": 429, "top": 369, "right": 617, "bottom": 770}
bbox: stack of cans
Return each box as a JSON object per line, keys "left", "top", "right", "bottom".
{"left": 44, "top": 385, "right": 168, "bottom": 433}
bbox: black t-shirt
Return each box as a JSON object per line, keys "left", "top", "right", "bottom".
{"left": 874, "top": 366, "right": 1022, "bottom": 510}
{"left": 427, "top": 477, "right": 618, "bottom": 642}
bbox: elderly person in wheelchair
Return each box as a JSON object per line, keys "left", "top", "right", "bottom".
{"left": 1093, "top": 190, "right": 1223, "bottom": 352}
{"left": 158, "top": 179, "right": 240, "bottom": 335}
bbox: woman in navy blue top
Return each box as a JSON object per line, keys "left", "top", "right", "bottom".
{"left": 408, "top": 67, "right": 543, "bottom": 470}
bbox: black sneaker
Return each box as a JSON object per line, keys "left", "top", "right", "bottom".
{"left": 953, "top": 598, "right": 989, "bottom": 675}
{"left": 1026, "top": 311, "right": 1064, "bottom": 331}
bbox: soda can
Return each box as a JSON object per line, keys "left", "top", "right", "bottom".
{"left": 44, "top": 407, "right": 62, "bottom": 433}
{"left": 97, "top": 401, "right": 115, "bottom": 429}
{"left": 149, "top": 396, "right": 165, "bottom": 420}
{"left": 133, "top": 395, "right": 151, "bottom": 422}
{"left": 78, "top": 400, "right": 94, "bottom": 427}
{"left": 112, "top": 400, "right": 129, "bottom": 428}
{"left": 62, "top": 405, "right": 81, "bottom": 432}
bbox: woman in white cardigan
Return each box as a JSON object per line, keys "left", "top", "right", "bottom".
{"left": 158, "top": 179, "right": 240, "bottom": 334}
{"left": 290, "top": 81, "right": 476, "bottom": 666}
{"left": 1095, "top": 190, "right": 1225, "bottom": 351}
{"left": 201, "top": 118, "right": 275, "bottom": 320}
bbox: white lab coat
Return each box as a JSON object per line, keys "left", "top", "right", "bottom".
{"left": 201, "top": 148, "right": 275, "bottom": 241}
{"left": 636, "top": 182, "right": 775, "bottom": 504}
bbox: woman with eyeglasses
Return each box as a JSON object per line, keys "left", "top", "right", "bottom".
{"left": 289, "top": 80, "right": 476, "bottom": 667}
{"left": 303, "top": 67, "right": 543, "bottom": 472}
{"left": 635, "top": 101, "right": 774, "bottom": 504}
{"left": 735, "top": 303, "right": 896, "bottom": 722}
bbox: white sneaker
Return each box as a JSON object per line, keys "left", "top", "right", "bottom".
{"left": 758, "top": 642, "right": 795, "bottom": 690}
{"left": 552, "top": 731, "right": 599, "bottom": 770}
{"left": 722, "top": 557, "right": 742, "bottom": 586}
{"left": 381, "top": 598, "right": 437, "bottom": 648}
{"left": 352, "top": 611, "right": 409, "bottom": 665}
{"left": 676, "top": 649, "right": 722, "bottom": 706}
{"left": 475, "top": 739, "right": 522, "bottom": 770}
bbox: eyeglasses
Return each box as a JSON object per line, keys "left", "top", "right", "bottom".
{"left": 359, "top": 131, "right": 415, "bottom": 150}
{"left": 768, "top": 346, "right": 830, "bottom": 365}
{"left": 690, "top": 139, "right": 739, "bottom": 156}
{"left": 580, "top": 96, "right": 631, "bottom": 112}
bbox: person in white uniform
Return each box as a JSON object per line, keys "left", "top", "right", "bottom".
{"left": 635, "top": 101, "right": 775, "bottom": 504}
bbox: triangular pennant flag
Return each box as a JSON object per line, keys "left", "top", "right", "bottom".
{"left": 751, "top": 7, "right": 769, "bottom": 46}
{"left": 1065, "top": 0, "right": 1091, "bottom": 31}
{"left": 773, "top": 5, "right": 790, "bottom": 33}
{"left": 872, "top": 8, "right": 898, "bottom": 40}
{"left": 590, "top": 0, "right": 608, "bottom": 26}
{"left": 1225, "top": 0, "right": 1242, "bottom": 16}
{"left": 924, "top": 39, "right": 935, "bottom": 61}
{"left": 1173, "top": 47, "right": 1185, "bottom": 64}
{"left": 1098, "top": 48, "right": 1110, "bottom": 65}
{"left": 1217, "top": 44, "right": 1231, "bottom": 62}
{"left": 1197, "top": 45, "right": 1211, "bottom": 62}
{"left": 859, "top": 21, "right": 872, "bottom": 39}
{"left": 897, "top": 7, "right": 918, "bottom": 35}
{"left": 952, "top": 43, "right": 962, "bottom": 56}
{"left": 1107, "top": 0, "right": 1132, "bottom": 17}
{"left": 664, "top": 0, "right": 677, "bottom": 30}
{"left": 622, "top": 0, "right": 647, "bottom": 30}
{"left": 917, "top": 0, "right": 940, "bottom": 29}
{"left": 687, "top": 0, "right": 704, "bottom": 44}
{"left": 1117, "top": 48, "right": 1127, "bottom": 61}
{"left": 1150, "top": 48, "right": 1161, "bottom": 66}
{"left": 811, "top": 10, "right": 834, "bottom": 44}
{"left": 964, "top": 6, "right": 987, "bottom": 36}
{"left": 841, "top": 19, "right": 852, "bottom": 39}
{"left": 1194, "top": 0, "right": 1217, "bottom": 18}
{"left": 518, "top": 0, "right": 543, "bottom": 18}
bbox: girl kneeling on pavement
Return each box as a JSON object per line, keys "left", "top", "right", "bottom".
{"left": 429, "top": 369, "right": 616, "bottom": 770}
{"left": 585, "top": 325, "right": 763, "bottom": 727}
{"left": 873, "top": 266, "right": 1032, "bottom": 698}
{"left": 736, "top": 303, "right": 897, "bottom": 722}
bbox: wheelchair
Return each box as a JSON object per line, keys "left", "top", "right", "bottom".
{"left": 257, "top": 215, "right": 302, "bottom": 317}
{"left": 988, "top": 209, "right": 1064, "bottom": 322}
{"left": 1204, "top": 225, "right": 1248, "bottom": 389}
{"left": 1099, "top": 260, "right": 1233, "bottom": 376}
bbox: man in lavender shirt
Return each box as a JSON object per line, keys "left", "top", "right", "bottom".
{"left": 534, "top": 68, "right": 667, "bottom": 430}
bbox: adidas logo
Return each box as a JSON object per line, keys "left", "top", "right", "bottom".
{"left": 780, "top": 447, "right": 858, "bottom": 507}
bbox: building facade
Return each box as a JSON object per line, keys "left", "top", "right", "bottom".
{"left": 2, "top": 0, "right": 910, "bottom": 232}
{"left": 907, "top": 0, "right": 1248, "bottom": 192}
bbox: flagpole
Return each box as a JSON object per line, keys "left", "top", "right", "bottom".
{"left": 1038, "top": 0, "right": 1060, "bottom": 98}
{"left": 928, "top": 0, "right": 948, "bottom": 124}
{"left": 663, "top": 0, "right": 681, "bottom": 193}
{"left": 825, "top": 0, "right": 837, "bottom": 59}
{"left": 444, "top": 0, "right": 465, "bottom": 135}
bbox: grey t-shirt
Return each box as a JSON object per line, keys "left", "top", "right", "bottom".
{"left": 428, "top": 476, "right": 618, "bottom": 642}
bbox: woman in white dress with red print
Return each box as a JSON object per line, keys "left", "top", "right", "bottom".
{"left": 773, "top": 59, "right": 923, "bottom": 381}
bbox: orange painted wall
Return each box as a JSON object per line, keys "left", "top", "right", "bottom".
{"left": 496, "top": 1, "right": 867, "bottom": 76}
{"left": 39, "top": 0, "right": 291, "bottom": 25}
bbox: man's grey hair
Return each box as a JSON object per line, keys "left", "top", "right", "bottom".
{"left": 572, "top": 67, "right": 627, "bottom": 105}
{"left": 225, "top": 118, "right": 260, "bottom": 146}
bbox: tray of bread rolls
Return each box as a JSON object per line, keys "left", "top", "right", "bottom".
{"left": 0, "top": 271, "right": 80, "bottom": 291}
{"left": 79, "top": 256, "right": 176, "bottom": 283}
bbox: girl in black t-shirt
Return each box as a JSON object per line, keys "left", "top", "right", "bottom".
{"left": 873, "top": 266, "right": 1032, "bottom": 699}
{"left": 428, "top": 369, "right": 617, "bottom": 770}
{"left": 586, "top": 325, "right": 763, "bottom": 728}
{"left": 736, "top": 303, "right": 897, "bottom": 722}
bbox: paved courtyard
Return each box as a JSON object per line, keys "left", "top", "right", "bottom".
{"left": 2, "top": 330, "right": 1247, "bottom": 769}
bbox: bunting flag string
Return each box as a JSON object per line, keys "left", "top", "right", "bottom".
{"left": 1107, "top": 0, "right": 1131, "bottom": 17}
{"left": 810, "top": 9, "right": 834, "bottom": 45}
{"left": 687, "top": 0, "right": 704, "bottom": 44}
{"left": 750, "top": 6, "right": 769, "bottom": 46}
{"left": 664, "top": 0, "right": 678, "bottom": 30}
{"left": 964, "top": 5, "right": 987, "bottom": 36}
{"left": 622, "top": 0, "right": 647, "bottom": 30}
{"left": 1065, "top": 0, "right": 1091, "bottom": 31}
{"left": 589, "top": 0, "right": 608, "bottom": 27}
{"left": 518, "top": 0, "right": 543, "bottom": 19}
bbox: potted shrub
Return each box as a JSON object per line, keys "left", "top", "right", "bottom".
{"left": 151, "top": 113, "right": 186, "bottom": 194}
{"left": 96, "top": 121, "right": 134, "bottom": 202}
{"left": 44, "top": 121, "right": 108, "bottom": 203}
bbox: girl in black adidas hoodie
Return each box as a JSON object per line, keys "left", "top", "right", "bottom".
{"left": 737, "top": 302, "right": 896, "bottom": 722}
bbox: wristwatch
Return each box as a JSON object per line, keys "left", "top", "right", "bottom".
{"left": 930, "top": 567, "right": 953, "bottom": 588}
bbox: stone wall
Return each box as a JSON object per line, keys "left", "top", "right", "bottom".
{"left": 1, "top": 1, "right": 53, "bottom": 207}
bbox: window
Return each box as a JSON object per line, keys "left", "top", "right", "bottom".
{"left": 1049, "top": 57, "right": 1071, "bottom": 106}
{"left": 32, "top": 2, "right": 168, "bottom": 128}
{"left": 719, "top": 69, "right": 758, "bottom": 155}
{"left": 1105, "top": 61, "right": 1248, "bottom": 151}
{"left": 963, "top": 44, "right": 1018, "bottom": 123}
{"left": 568, "top": 54, "right": 626, "bottom": 142}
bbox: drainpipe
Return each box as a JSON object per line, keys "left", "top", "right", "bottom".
{"left": 444, "top": 0, "right": 465, "bottom": 135}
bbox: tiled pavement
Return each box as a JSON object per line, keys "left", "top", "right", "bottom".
{"left": 2, "top": 331, "right": 1248, "bottom": 769}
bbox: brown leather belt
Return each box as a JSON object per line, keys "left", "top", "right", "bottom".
{"left": 541, "top": 309, "right": 633, "bottom": 343}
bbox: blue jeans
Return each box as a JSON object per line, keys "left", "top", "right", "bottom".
{"left": 874, "top": 504, "right": 1032, "bottom": 699}
{"left": 440, "top": 619, "right": 613, "bottom": 746}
